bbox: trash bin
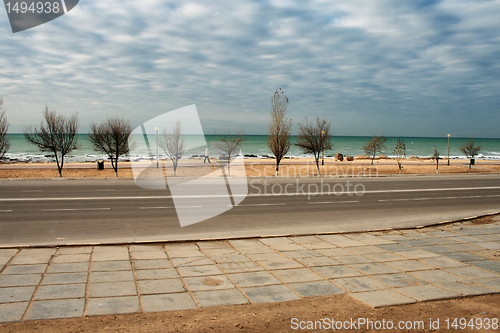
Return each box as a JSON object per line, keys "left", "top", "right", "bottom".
{"left": 97, "top": 159, "right": 104, "bottom": 170}
{"left": 470, "top": 159, "right": 475, "bottom": 165}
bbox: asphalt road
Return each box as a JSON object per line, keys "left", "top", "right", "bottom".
{"left": 1, "top": 174, "right": 499, "bottom": 247}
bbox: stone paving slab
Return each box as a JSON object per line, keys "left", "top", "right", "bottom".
{"left": 26, "top": 298, "right": 85, "bottom": 320}
{"left": 3, "top": 264, "right": 47, "bottom": 275}
{"left": 384, "top": 260, "right": 435, "bottom": 272}
{"left": 0, "top": 302, "right": 28, "bottom": 322}
{"left": 170, "top": 256, "right": 212, "bottom": 267}
{"left": 466, "top": 260, "right": 500, "bottom": 274}
{"left": 228, "top": 271, "right": 281, "bottom": 287}
{"left": 334, "top": 276, "right": 388, "bottom": 293}
{"left": 41, "top": 272, "right": 87, "bottom": 285}
{"left": 137, "top": 278, "right": 185, "bottom": 295}
{"left": 312, "top": 265, "right": 362, "bottom": 279}
{"left": 48, "top": 262, "right": 89, "bottom": 273}
{"left": 193, "top": 289, "right": 248, "bottom": 307}
{"left": 142, "top": 293, "right": 197, "bottom": 312}
{"left": 288, "top": 281, "right": 344, "bottom": 297}
{"left": 395, "top": 285, "right": 460, "bottom": 302}
{"left": 86, "top": 296, "right": 141, "bottom": 316}
{"left": 371, "top": 273, "right": 427, "bottom": 288}
{"left": 295, "top": 256, "right": 341, "bottom": 267}
{"left": 0, "top": 286, "right": 36, "bottom": 303}
{"left": 242, "top": 285, "right": 300, "bottom": 303}
{"left": 351, "top": 290, "right": 416, "bottom": 308}
{"left": 271, "top": 268, "right": 323, "bottom": 283}
{"left": 89, "top": 281, "right": 137, "bottom": 297}
{"left": 1, "top": 220, "right": 500, "bottom": 322}
{"left": 420, "top": 256, "right": 468, "bottom": 269}
{"left": 434, "top": 282, "right": 497, "bottom": 296}
{"left": 133, "top": 259, "right": 173, "bottom": 270}
{"left": 35, "top": 283, "right": 86, "bottom": 300}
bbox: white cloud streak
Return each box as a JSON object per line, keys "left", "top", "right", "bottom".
{"left": 0, "top": 0, "right": 499, "bottom": 137}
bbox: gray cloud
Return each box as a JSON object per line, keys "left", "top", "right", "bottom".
{"left": 0, "top": 0, "right": 499, "bottom": 137}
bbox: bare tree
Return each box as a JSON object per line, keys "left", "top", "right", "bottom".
{"left": 393, "top": 139, "right": 406, "bottom": 175}
{"left": 24, "top": 106, "right": 79, "bottom": 177}
{"left": 214, "top": 128, "right": 245, "bottom": 176}
{"left": 363, "top": 135, "right": 387, "bottom": 165}
{"left": 0, "top": 98, "right": 10, "bottom": 159}
{"left": 295, "top": 117, "right": 332, "bottom": 175}
{"left": 433, "top": 147, "right": 440, "bottom": 173}
{"left": 88, "top": 117, "right": 132, "bottom": 177}
{"left": 159, "top": 120, "right": 185, "bottom": 177}
{"left": 267, "top": 89, "right": 292, "bottom": 175}
{"left": 459, "top": 139, "right": 482, "bottom": 169}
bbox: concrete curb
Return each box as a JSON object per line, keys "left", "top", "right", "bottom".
{"left": 1, "top": 212, "right": 498, "bottom": 250}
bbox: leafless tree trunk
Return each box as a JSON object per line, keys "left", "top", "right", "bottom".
{"left": 295, "top": 117, "right": 332, "bottom": 175}
{"left": 159, "top": 120, "right": 185, "bottom": 177}
{"left": 268, "top": 89, "right": 292, "bottom": 176}
{"left": 363, "top": 135, "right": 387, "bottom": 165}
{"left": 459, "top": 139, "right": 481, "bottom": 170}
{"left": 0, "top": 98, "right": 10, "bottom": 159}
{"left": 214, "top": 128, "right": 245, "bottom": 176}
{"left": 24, "top": 106, "right": 79, "bottom": 177}
{"left": 88, "top": 117, "right": 133, "bottom": 177}
{"left": 393, "top": 139, "right": 406, "bottom": 175}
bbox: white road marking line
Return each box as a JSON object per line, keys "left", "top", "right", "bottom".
{"left": 379, "top": 194, "right": 500, "bottom": 202}
{"left": 41, "top": 208, "right": 111, "bottom": 212}
{"left": 380, "top": 199, "right": 407, "bottom": 202}
{"left": 1, "top": 186, "right": 500, "bottom": 202}
{"left": 96, "top": 189, "right": 115, "bottom": 192}
{"left": 0, "top": 210, "right": 13, "bottom": 212}
{"left": 233, "top": 203, "right": 286, "bottom": 207}
{"left": 308, "top": 201, "right": 359, "bottom": 204}
{"left": 23, "top": 190, "right": 41, "bottom": 192}
{"left": 139, "top": 206, "right": 174, "bottom": 209}
{"left": 176, "top": 206, "right": 202, "bottom": 209}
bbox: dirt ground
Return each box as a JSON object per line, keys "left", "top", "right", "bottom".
{"left": 1, "top": 294, "right": 499, "bottom": 333}
{"left": 0, "top": 158, "right": 499, "bottom": 178}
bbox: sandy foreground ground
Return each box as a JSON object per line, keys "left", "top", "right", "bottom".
{"left": 0, "top": 157, "right": 499, "bottom": 178}
{"left": 0, "top": 294, "right": 498, "bottom": 333}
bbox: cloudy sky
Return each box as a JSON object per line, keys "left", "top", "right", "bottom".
{"left": 1, "top": 0, "right": 499, "bottom": 137}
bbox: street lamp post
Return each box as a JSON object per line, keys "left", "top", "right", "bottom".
{"left": 321, "top": 130, "right": 325, "bottom": 166}
{"left": 155, "top": 127, "right": 159, "bottom": 168}
{"left": 447, "top": 134, "right": 451, "bottom": 166}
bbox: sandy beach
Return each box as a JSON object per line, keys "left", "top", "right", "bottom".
{"left": 0, "top": 157, "right": 499, "bottom": 179}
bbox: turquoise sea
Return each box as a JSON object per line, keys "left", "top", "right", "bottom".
{"left": 2, "top": 134, "right": 500, "bottom": 163}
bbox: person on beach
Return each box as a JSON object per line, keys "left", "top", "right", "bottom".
{"left": 204, "top": 148, "right": 211, "bottom": 163}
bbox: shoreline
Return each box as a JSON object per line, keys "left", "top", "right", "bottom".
{"left": 0, "top": 158, "right": 499, "bottom": 179}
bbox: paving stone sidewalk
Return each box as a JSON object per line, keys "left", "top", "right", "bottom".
{"left": 1, "top": 217, "right": 500, "bottom": 323}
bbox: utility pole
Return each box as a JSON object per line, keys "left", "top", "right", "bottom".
{"left": 447, "top": 134, "right": 451, "bottom": 166}
{"left": 155, "top": 127, "right": 159, "bottom": 168}
{"left": 321, "top": 130, "right": 325, "bottom": 166}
